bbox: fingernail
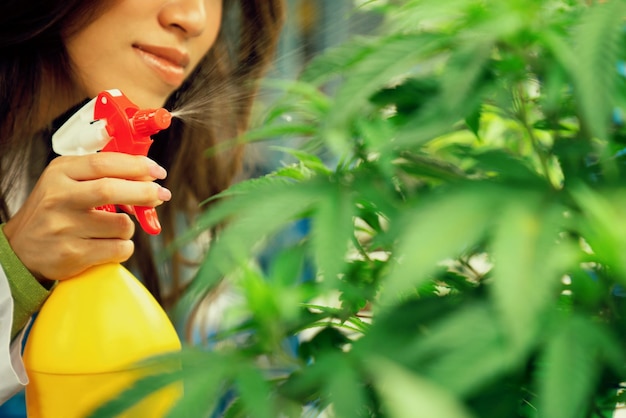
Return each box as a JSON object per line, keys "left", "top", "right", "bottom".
{"left": 158, "top": 187, "right": 172, "bottom": 201}
{"left": 150, "top": 164, "right": 167, "bottom": 179}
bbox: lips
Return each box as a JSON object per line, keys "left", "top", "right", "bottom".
{"left": 133, "top": 44, "right": 190, "bottom": 87}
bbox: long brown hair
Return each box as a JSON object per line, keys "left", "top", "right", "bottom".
{"left": 0, "top": 1, "right": 285, "bottom": 306}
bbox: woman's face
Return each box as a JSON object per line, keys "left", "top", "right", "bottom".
{"left": 65, "top": 0, "right": 223, "bottom": 109}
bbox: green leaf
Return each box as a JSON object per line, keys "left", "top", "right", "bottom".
{"left": 327, "top": 356, "right": 368, "bottom": 418}
{"left": 267, "top": 244, "right": 307, "bottom": 288}
{"left": 199, "top": 174, "right": 294, "bottom": 205}
{"left": 354, "top": 114, "right": 397, "bottom": 153}
{"left": 369, "top": 77, "right": 441, "bottom": 116}
{"left": 311, "top": 182, "right": 356, "bottom": 287}
{"left": 300, "top": 36, "right": 380, "bottom": 86}
{"left": 273, "top": 165, "right": 311, "bottom": 182}
{"left": 490, "top": 197, "right": 577, "bottom": 352}
{"left": 165, "top": 350, "right": 236, "bottom": 418}
{"left": 571, "top": 184, "right": 626, "bottom": 281}
{"left": 322, "top": 33, "right": 444, "bottom": 156}
{"left": 537, "top": 315, "right": 603, "bottom": 418}
{"left": 277, "top": 371, "right": 325, "bottom": 409}
{"left": 299, "top": 327, "right": 352, "bottom": 361}
{"left": 268, "top": 146, "right": 333, "bottom": 175}
{"left": 236, "top": 366, "right": 276, "bottom": 418}
{"left": 396, "top": 151, "right": 467, "bottom": 182}
{"left": 438, "top": 41, "right": 494, "bottom": 117}
{"left": 222, "top": 398, "right": 245, "bottom": 418}
{"left": 572, "top": 0, "right": 626, "bottom": 142}
{"left": 370, "top": 358, "right": 476, "bottom": 418}
{"left": 88, "top": 371, "right": 183, "bottom": 418}
{"left": 89, "top": 350, "right": 235, "bottom": 418}
{"left": 469, "top": 149, "right": 544, "bottom": 183}
{"left": 380, "top": 185, "right": 500, "bottom": 306}
{"left": 387, "top": 40, "right": 494, "bottom": 152}
{"left": 465, "top": 104, "right": 482, "bottom": 138}
{"left": 236, "top": 123, "right": 318, "bottom": 144}
{"left": 260, "top": 78, "right": 332, "bottom": 121}
{"left": 173, "top": 182, "right": 322, "bottom": 323}
{"left": 387, "top": 0, "right": 476, "bottom": 34}
{"left": 543, "top": 1, "right": 626, "bottom": 142}
{"left": 380, "top": 303, "right": 516, "bottom": 397}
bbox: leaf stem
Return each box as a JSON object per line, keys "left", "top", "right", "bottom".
{"left": 515, "top": 83, "right": 557, "bottom": 189}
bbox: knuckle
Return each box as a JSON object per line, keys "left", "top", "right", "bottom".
{"left": 46, "top": 155, "right": 72, "bottom": 173}
{"left": 134, "top": 155, "right": 151, "bottom": 172}
{"left": 42, "top": 216, "right": 69, "bottom": 236}
{"left": 57, "top": 241, "right": 82, "bottom": 264}
{"left": 137, "top": 183, "right": 161, "bottom": 205}
{"left": 150, "top": 182, "right": 166, "bottom": 204}
{"left": 115, "top": 240, "right": 134, "bottom": 262}
{"left": 150, "top": 182, "right": 161, "bottom": 199}
{"left": 94, "top": 179, "right": 116, "bottom": 202}
{"left": 87, "top": 153, "right": 111, "bottom": 176}
{"left": 39, "top": 190, "right": 64, "bottom": 211}
{"left": 45, "top": 157, "right": 63, "bottom": 172}
{"left": 115, "top": 214, "right": 135, "bottom": 239}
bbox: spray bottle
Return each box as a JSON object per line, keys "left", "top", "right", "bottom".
{"left": 23, "top": 90, "right": 182, "bottom": 417}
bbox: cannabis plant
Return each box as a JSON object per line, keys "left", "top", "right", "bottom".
{"left": 95, "top": 0, "right": 626, "bottom": 417}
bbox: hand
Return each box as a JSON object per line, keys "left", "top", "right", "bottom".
{"left": 3, "top": 152, "right": 171, "bottom": 282}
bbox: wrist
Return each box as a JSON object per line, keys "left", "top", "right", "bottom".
{"left": 0, "top": 223, "right": 53, "bottom": 338}
{"left": 2, "top": 218, "right": 45, "bottom": 282}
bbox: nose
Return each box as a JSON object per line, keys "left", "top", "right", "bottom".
{"left": 159, "top": 0, "right": 207, "bottom": 38}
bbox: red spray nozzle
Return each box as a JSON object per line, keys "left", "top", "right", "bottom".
{"left": 92, "top": 90, "right": 173, "bottom": 235}
{"left": 131, "top": 108, "right": 172, "bottom": 136}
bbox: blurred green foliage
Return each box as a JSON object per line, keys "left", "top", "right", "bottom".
{"left": 94, "top": 0, "right": 626, "bottom": 417}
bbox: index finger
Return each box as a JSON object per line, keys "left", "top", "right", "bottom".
{"left": 52, "top": 153, "right": 167, "bottom": 182}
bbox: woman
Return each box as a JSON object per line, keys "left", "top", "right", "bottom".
{"left": 0, "top": 0, "right": 285, "bottom": 404}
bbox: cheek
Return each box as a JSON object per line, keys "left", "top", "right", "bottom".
{"left": 195, "top": 3, "right": 222, "bottom": 57}
{"left": 65, "top": 36, "right": 104, "bottom": 94}
{"left": 65, "top": 18, "right": 131, "bottom": 90}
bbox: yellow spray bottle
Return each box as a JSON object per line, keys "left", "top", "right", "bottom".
{"left": 23, "top": 90, "right": 182, "bottom": 417}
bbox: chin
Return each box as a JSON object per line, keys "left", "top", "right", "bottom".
{"left": 86, "top": 85, "right": 170, "bottom": 110}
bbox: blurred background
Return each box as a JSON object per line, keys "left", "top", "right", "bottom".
{"left": 246, "top": 0, "right": 383, "bottom": 174}
{"left": 274, "top": 0, "right": 382, "bottom": 79}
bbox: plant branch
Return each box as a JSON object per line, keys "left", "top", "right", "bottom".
{"left": 515, "top": 83, "right": 557, "bottom": 189}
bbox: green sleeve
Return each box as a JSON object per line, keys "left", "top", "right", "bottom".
{"left": 0, "top": 224, "right": 52, "bottom": 339}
